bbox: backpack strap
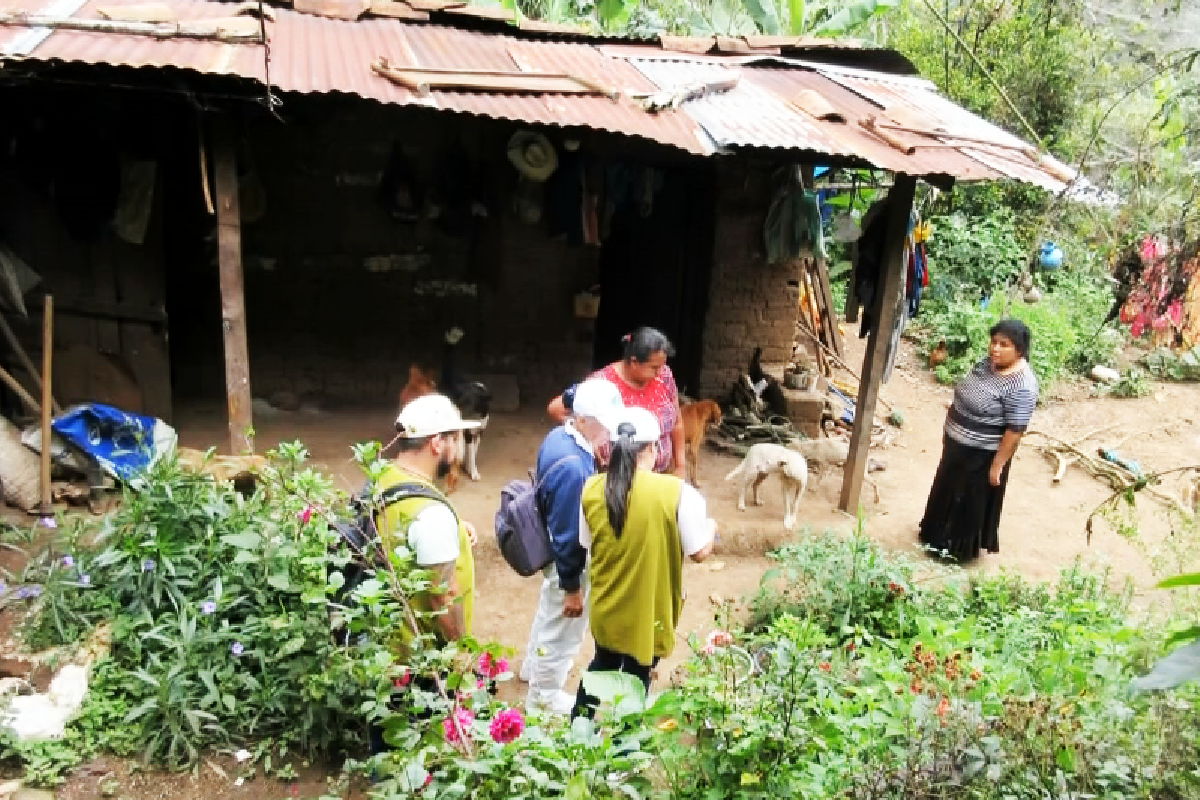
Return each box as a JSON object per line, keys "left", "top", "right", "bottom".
{"left": 376, "top": 481, "right": 454, "bottom": 514}
{"left": 531, "top": 454, "right": 586, "bottom": 520}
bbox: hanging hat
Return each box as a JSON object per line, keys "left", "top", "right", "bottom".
{"left": 506, "top": 131, "right": 558, "bottom": 183}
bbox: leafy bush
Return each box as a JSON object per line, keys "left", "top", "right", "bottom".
{"left": 924, "top": 211, "right": 1027, "bottom": 305}
{"left": 6, "top": 442, "right": 651, "bottom": 796}
{"left": 655, "top": 531, "right": 1200, "bottom": 799}
{"left": 914, "top": 219, "right": 1120, "bottom": 388}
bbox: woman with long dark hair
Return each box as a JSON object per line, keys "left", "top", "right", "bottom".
{"left": 548, "top": 327, "right": 686, "bottom": 477}
{"left": 571, "top": 407, "right": 716, "bottom": 718}
{"left": 919, "top": 319, "right": 1039, "bottom": 562}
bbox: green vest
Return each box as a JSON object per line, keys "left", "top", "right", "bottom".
{"left": 581, "top": 470, "right": 684, "bottom": 667}
{"left": 374, "top": 465, "right": 474, "bottom": 656}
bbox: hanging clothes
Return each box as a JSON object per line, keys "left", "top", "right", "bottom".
{"left": 764, "top": 185, "right": 826, "bottom": 264}
{"left": 852, "top": 197, "right": 890, "bottom": 338}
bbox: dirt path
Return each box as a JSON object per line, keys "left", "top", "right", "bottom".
{"left": 170, "top": 338, "right": 1200, "bottom": 704}
{"left": 32, "top": 338, "right": 1200, "bottom": 800}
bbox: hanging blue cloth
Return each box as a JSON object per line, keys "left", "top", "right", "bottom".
{"left": 51, "top": 403, "right": 177, "bottom": 485}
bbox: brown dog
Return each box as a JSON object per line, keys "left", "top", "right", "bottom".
{"left": 400, "top": 363, "right": 437, "bottom": 409}
{"left": 398, "top": 363, "right": 465, "bottom": 495}
{"left": 681, "top": 399, "right": 722, "bottom": 487}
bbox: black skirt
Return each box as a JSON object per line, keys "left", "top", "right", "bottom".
{"left": 919, "top": 435, "right": 1011, "bottom": 563}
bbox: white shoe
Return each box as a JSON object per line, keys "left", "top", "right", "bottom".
{"left": 527, "top": 690, "right": 576, "bottom": 716}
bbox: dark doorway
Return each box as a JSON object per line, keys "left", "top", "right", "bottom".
{"left": 592, "top": 162, "right": 715, "bottom": 395}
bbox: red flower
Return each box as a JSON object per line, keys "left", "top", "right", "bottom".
{"left": 488, "top": 707, "right": 525, "bottom": 744}
{"left": 478, "top": 652, "right": 509, "bottom": 679}
{"left": 935, "top": 697, "right": 950, "bottom": 718}
{"left": 298, "top": 505, "right": 314, "bottom": 525}
{"left": 442, "top": 707, "right": 475, "bottom": 745}
{"left": 393, "top": 668, "right": 411, "bottom": 689}
{"left": 887, "top": 582, "right": 904, "bottom": 594}
{"left": 845, "top": 641, "right": 856, "bottom": 652}
{"left": 818, "top": 662, "right": 831, "bottom": 672}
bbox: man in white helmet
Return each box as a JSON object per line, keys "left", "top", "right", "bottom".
{"left": 521, "top": 379, "right": 624, "bottom": 715}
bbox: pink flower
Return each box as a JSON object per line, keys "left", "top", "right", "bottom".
{"left": 393, "top": 668, "right": 410, "bottom": 689}
{"left": 700, "top": 644, "right": 716, "bottom": 655}
{"left": 298, "top": 505, "right": 314, "bottom": 525}
{"left": 442, "top": 707, "right": 475, "bottom": 745}
{"left": 478, "top": 652, "right": 508, "bottom": 679}
{"left": 488, "top": 707, "right": 525, "bottom": 744}
{"left": 705, "top": 630, "right": 733, "bottom": 649}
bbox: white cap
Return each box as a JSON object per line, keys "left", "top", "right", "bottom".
{"left": 395, "top": 394, "right": 482, "bottom": 438}
{"left": 571, "top": 379, "right": 624, "bottom": 424}
{"left": 606, "top": 406, "right": 661, "bottom": 444}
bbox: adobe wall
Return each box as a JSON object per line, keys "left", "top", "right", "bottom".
{"left": 698, "top": 160, "right": 800, "bottom": 399}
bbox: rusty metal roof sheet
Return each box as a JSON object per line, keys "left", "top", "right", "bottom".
{"left": 0, "top": 0, "right": 1073, "bottom": 187}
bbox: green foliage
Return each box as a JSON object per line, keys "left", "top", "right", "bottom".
{"left": 9, "top": 446, "right": 379, "bottom": 773}
{"left": 655, "top": 532, "right": 1200, "bottom": 798}
{"left": 913, "top": 212, "right": 1120, "bottom": 388}
{"left": 924, "top": 211, "right": 1027, "bottom": 303}
{"left": 1143, "top": 345, "right": 1200, "bottom": 382}
{"left": 0, "top": 660, "right": 137, "bottom": 786}
{"left": 1099, "top": 368, "right": 1152, "bottom": 399}
{"left": 8, "top": 443, "right": 649, "bottom": 797}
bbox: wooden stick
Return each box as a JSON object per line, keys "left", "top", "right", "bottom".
{"left": 0, "top": 12, "right": 263, "bottom": 41}
{"left": 0, "top": 311, "right": 59, "bottom": 415}
{"left": 876, "top": 122, "right": 1038, "bottom": 159}
{"left": 796, "top": 318, "right": 896, "bottom": 414}
{"left": 0, "top": 361, "right": 39, "bottom": 415}
{"left": 859, "top": 115, "right": 916, "bottom": 155}
{"left": 39, "top": 295, "right": 53, "bottom": 520}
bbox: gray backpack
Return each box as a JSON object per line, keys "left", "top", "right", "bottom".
{"left": 494, "top": 455, "right": 579, "bottom": 577}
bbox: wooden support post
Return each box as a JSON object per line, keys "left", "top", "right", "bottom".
{"left": 839, "top": 174, "right": 916, "bottom": 513}
{"left": 211, "top": 115, "right": 253, "bottom": 454}
{"left": 39, "top": 295, "right": 53, "bottom": 521}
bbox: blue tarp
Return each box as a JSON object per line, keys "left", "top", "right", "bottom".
{"left": 50, "top": 403, "right": 176, "bottom": 485}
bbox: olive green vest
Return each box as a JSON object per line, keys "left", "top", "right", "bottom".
{"left": 374, "top": 465, "right": 474, "bottom": 657}
{"left": 581, "top": 470, "right": 684, "bottom": 666}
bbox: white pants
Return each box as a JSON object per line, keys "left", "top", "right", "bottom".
{"left": 523, "top": 562, "right": 589, "bottom": 701}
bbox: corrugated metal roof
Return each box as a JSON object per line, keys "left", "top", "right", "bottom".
{"left": 0, "top": 0, "right": 1073, "bottom": 187}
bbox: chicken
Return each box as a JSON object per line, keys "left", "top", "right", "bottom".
{"left": 928, "top": 341, "right": 948, "bottom": 369}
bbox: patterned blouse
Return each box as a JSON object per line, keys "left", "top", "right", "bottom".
{"left": 594, "top": 362, "right": 680, "bottom": 473}
{"left": 945, "top": 359, "right": 1039, "bottom": 451}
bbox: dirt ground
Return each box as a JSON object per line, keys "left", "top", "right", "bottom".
{"left": 15, "top": 337, "right": 1200, "bottom": 799}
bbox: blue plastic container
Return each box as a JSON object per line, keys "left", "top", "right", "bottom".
{"left": 1039, "top": 241, "right": 1064, "bottom": 270}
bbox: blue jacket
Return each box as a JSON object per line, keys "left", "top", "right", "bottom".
{"left": 534, "top": 425, "right": 593, "bottom": 592}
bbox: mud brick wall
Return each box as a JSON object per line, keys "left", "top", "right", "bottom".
{"left": 176, "top": 99, "right": 598, "bottom": 408}
{"left": 698, "top": 161, "right": 800, "bottom": 400}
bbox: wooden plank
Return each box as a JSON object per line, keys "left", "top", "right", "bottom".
{"left": 0, "top": 311, "right": 58, "bottom": 414}
{"left": 42, "top": 298, "right": 167, "bottom": 325}
{"left": 39, "top": 294, "right": 53, "bottom": 519}
{"left": 811, "top": 256, "right": 844, "bottom": 357}
{"left": 212, "top": 115, "right": 253, "bottom": 455}
{"left": 113, "top": 170, "right": 172, "bottom": 423}
{"left": 90, "top": 238, "right": 122, "bottom": 355}
{"left": 798, "top": 164, "right": 844, "bottom": 358}
{"left": 839, "top": 174, "right": 915, "bottom": 513}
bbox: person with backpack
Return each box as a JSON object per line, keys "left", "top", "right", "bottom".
{"left": 520, "top": 379, "right": 625, "bottom": 715}
{"left": 378, "top": 393, "right": 480, "bottom": 663}
{"left": 573, "top": 405, "right": 716, "bottom": 719}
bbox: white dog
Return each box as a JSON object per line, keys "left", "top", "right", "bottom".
{"left": 725, "top": 443, "right": 808, "bottom": 530}
{"left": 790, "top": 436, "right": 881, "bottom": 504}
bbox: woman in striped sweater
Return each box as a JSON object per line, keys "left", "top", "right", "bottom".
{"left": 919, "top": 319, "right": 1038, "bottom": 562}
